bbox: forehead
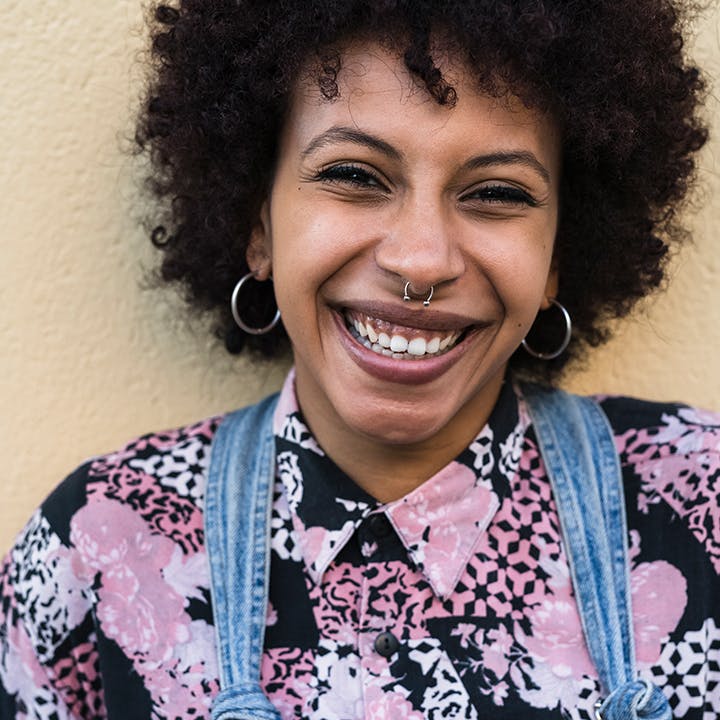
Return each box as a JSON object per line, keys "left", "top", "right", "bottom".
{"left": 282, "top": 43, "right": 561, "bottom": 168}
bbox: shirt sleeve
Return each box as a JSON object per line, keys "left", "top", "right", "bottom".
{"left": 0, "top": 465, "right": 100, "bottom": 720}
{"left": 0, "top": 515, "right": 73, "bottom": 718}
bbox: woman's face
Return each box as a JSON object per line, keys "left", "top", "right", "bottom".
{"left": 249, "top": 43, "right": 560, "bottom": 449}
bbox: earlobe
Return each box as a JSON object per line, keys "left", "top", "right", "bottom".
{"left": 541, "top": 266, "right": 559, "bottom": 310}
{"left": 245, "top": 201, "right": 273, "bottom": 280}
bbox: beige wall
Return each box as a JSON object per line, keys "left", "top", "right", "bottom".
{"left": 1, "top": 1, "right": 719, "bottom": 553}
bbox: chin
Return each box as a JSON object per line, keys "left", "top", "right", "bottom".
{"left": 340, "top": 400, "right": 454, "bottom": 447}
{"left": 362, "top": 424, "right": 441, "bottom": 446}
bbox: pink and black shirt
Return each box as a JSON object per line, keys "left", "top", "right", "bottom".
{"left": 1, "top": 372, "right": 719, "bottom": 719}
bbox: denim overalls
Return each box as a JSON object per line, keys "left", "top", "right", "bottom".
{"left": 204, "top": 385, "right": 672, "bottom": 720}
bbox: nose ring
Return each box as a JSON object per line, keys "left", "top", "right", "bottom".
{"left": 403, "top": 281, "right": 434, "bottom": 307}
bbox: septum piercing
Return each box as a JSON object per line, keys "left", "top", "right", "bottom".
{"left": 403, "top": 281, "right": 434, "bottom": 307}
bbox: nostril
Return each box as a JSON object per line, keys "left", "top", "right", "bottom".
{"left": 373, "top": 231, "right": 465, "bottom": 294}
{"left": 402, "top": 281, "right": 435, "bottom": 306}
{"left": 404, "top": 281, "right": 432, "bottom": 297}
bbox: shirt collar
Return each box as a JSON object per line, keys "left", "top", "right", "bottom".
{"left": 272, "top": 370, "right": 529, "bottom": 598}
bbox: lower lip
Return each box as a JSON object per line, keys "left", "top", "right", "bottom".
{"left": 333, "top": 311, "right": 480, "bottom": 385}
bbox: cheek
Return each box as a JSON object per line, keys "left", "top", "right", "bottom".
{"left": 476, "top": 237, "right": 556, "bottom": 315}
{"left": 272, "top": 207, "right": 375, "bottom": 282}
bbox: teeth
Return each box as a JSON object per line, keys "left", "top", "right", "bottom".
{"left": 390, "top": 335, "right": 408, "bottom": 352}
{"left": 407, "top": 338, "right": 427, "bottom": 356}
{"left": 344, "top": 310, "right": 466, "bottom": 360}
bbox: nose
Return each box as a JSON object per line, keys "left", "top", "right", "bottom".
{"left": 374, "top": 196, "right": 465, "bottom": 295}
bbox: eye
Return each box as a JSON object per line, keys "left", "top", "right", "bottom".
{"left": 462, "top": 183, "right": 539, "bottom": 208}
{"left": 315, "top": 164, "right": 387, "bottom": 190}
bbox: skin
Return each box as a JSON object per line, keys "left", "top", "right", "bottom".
{"left": 248, "top": 43, "right": 561, "bottom": 502}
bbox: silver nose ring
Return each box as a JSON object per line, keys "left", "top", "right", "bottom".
{"left": 403, "top": 281, "right": 434, "bottom": 307}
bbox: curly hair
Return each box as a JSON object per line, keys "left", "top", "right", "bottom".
{"left": 135, "top": 0, "right": 708, "bottom": 381}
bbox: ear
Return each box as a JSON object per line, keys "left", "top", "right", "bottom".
{"left": 540, "top": 264, "right": 559, "bottom": 310}
{"left": 245, "top": 201, "right": 273, "bottom": 280}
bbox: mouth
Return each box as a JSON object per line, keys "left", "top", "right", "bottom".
{"left": 343, "top": 309, "right": 468, "bottom": 360}
{"left": 333, "top": 303, "right": 486, "bottom": 385}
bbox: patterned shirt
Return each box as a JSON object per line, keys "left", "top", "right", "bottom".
{"left": 1, "top": 372, "right": 719, "bottom": 719}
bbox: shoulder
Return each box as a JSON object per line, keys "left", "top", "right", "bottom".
{"left": 0, "top": 415, "right": 229, "bottom": 712}
{"left": 596, "top": 394, "right": 720, "bottom": 566}
{"left": 53, "top": 415, "right": 226, "bottom": 557}
{"left": 598, "top": 393, "right": 720, "bottom": 436}
{"left": 595, "top": 394, "right": 720, "bottom": 492}
{"left": 595, "top": 394, "right": 720, "bottom": 459}
{"left": 83, "top": 415, "right": 222, "bottom": 501}
{"left": 3, "top": 413, "right": 227, "bottom": 601}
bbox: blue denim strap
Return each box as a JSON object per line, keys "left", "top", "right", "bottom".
{"left": 205, "top": 394, "right": 281, "bottom": 720}
{"left": 523, "top": 383, "right": 670, "bottom": 720}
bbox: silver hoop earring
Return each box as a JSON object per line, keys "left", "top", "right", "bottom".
{"left": 230, "top": 272, "right": 281, "bottom": 335}
{"left": 521, "top": 298, "right": 572, "bottom": 360}
{"left": 402, "top": 281, "right": 434, "bottom": 307}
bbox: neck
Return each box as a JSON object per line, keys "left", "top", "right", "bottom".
{"left": 295, "top": 374, "right": 504, "bottom": 503}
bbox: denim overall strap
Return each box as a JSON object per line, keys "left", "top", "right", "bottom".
{"left": 523, "top": 384, "right": 670, "bottom": 720}
{"left": 205, "top": 394, "right": 281, "bottom": 720}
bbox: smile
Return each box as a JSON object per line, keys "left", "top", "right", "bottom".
{"left": 343, "top": 309, "right": 466, "bottom": 360}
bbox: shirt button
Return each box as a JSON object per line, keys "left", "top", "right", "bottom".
{"left": 374, "top": 631, "right": 400, "bottom": 658}
{"left": 369, "top": 514, "right": 393, "bottom": 539}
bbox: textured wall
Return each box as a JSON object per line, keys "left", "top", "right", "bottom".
{"left": 1, "top": 1, "right": 719, "bottom": 552}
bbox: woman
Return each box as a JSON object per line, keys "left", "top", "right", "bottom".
{"left": 1, "top": 1, "right": 717, "bottom": 718}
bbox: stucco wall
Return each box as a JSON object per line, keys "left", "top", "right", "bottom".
{"left": 1, "top": 1, "right": 719, "bottom": 552}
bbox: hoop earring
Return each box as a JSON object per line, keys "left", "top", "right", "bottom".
{"left": 230, "top": 272, "right": 281, "bottom": 335}
{"left": 521, "top": 298, "right": 572, "bottom": 360}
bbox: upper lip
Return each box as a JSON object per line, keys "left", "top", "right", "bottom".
{"left": 337, "top": 300, "right": 481, "bottom": 332}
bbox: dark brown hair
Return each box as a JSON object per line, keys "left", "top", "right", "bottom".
{"left": 135, "top": 0, "right": 708, "bottom": 380}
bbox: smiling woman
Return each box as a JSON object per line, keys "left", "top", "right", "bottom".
{"left": 252, "top": 48, "right": 561, "bottom": 497}
{"left": 1, "top": 1, "right": 720, "bottom": 719}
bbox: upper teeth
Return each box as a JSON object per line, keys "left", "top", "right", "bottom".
{"left": 345, "top": 312, "right": 461, "bottom": 358}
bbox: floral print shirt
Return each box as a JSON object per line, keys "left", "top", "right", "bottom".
{"left": 1, "top": 372, "right": 719, "bottom": 720}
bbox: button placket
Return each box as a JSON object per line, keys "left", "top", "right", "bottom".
{"left": 358, "top": 516, "right": 404, "bottom": 698}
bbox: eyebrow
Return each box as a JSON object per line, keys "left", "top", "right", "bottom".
{"left": 302, "top": 126, "right": 551, "bottom": 184}
{"left": 301, "top": 126, "right": 402, "bottom": 161}
{"left": 464, "top": 151, "right": 551, "bottom": 184}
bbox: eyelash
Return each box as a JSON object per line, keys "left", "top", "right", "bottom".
{"left": 462, "top": 185, "right": 539, "bottom": 208}
{"left": 316, "top": 164, "right": 539, "bottom": 207}
{"left": 315, "top": 164, "right": 385, "bottom": 189}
